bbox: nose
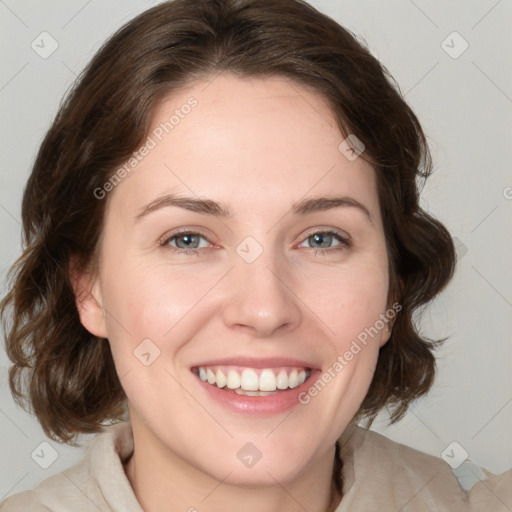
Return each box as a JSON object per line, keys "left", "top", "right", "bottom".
{"left": 221, "top": 249, "right": 302, "bottom": 338}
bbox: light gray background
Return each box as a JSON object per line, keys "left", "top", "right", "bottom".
{"left": 1, "top": 0, "right": 511, "bottom": 500}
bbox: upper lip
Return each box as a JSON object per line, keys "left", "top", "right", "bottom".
{"left": 191, "top": 356, "right": 319, "bottom": 369}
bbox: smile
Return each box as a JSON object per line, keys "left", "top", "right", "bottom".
{"left": 193, "top": 365, "right": 312, "bottom": 395}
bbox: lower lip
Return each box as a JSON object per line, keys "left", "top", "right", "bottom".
{"left": 194, "top": 370, "right": 322, "bottom": 415}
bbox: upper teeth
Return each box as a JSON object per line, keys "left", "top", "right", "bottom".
{"left": 197, "top": 366, "right": 309, "bottom": 392}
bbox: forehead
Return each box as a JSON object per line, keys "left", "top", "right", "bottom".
{"left": 106, "top": 73, "right": 380, "bottom": 222}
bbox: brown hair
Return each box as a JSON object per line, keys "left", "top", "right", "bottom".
{"left": 1, "top": 0, "right": 455, "bottom": 500}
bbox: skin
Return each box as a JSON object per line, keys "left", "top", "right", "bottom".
{"left": 74, "top": 73, "right": 394, "bottom": 512}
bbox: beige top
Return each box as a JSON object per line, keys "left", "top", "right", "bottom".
{"left": 1, "top": 421, "right": 510, "bottom": 511}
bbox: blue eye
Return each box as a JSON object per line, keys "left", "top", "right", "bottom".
{"left": 161, "top": 229, "right": 351, "bottom": 255}
{"left": 298, "top": 231, "right": 351, "bottom": 255}
{"left": 162, "top": 231, "right": 211, "bottom": 253}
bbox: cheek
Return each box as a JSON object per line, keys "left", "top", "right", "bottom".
{"left": 306, "top": 256, "right": 390, "bottom": 348}
{"left": 100, "top": 228, "right": 389, "bottom": 357}
{"left": 101, "top": 261, "right": 203, "bottom": 340}
{"left": 97, "top": 266, "right": 197, "bottom": 410}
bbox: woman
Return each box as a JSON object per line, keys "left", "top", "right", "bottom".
{"left": 1, "top": 0, "right": 510, "bottom": 510}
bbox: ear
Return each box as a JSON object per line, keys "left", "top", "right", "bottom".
{"left": 69, "top": 256, "right": 108, "bottom": 338}
{"left": 378, "top": 277, "right": 403, "bottom": 348}
{"left": 378, "top": 321, "right": 393, "bottom": 348}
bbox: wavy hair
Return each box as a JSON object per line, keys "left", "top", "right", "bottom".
{"left": 1, "top": 0, "right": 456, "bottom": 500}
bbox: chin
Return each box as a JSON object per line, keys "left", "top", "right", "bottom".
{"left": 201, "top": 437, "right": 316, "bottom": 487}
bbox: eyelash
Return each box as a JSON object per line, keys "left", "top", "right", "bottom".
{"left": 160, "top": 229, "right": 352, "bottom": 256}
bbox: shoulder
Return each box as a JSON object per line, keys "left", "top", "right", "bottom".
{"left": 0, "top": 469, "right": 87, "bottom": 512}
{"left": 338, "top": 424, "right": 469, "bottom": 511}
{"left": 467, "top": 467, "right": 512, "bottom": 511}
{"left": 0, "top": 422, "right": 141, "bottom": 512}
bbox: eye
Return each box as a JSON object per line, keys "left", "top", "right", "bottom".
{"left": 160, "top": 229, "right": 351, "bottom": 256}
{"left": 298, "top": 230, "right": 351, "bottom": 255}
{"left": 161, "top": 230, "right": 212, "bottom": 254}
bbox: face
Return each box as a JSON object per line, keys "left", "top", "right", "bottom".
{"left": 77, "top": 73, "right": 392, "bottom": 486}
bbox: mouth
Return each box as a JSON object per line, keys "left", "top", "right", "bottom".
{"left": 190, "top": 357, "right": 320, "bottom": 415}
{"left": 191, "top": 365, "right": 313, "bottom": 396}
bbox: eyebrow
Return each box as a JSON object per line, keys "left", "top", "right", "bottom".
{"left": 134, "top": 193, "right": 373, "bottom": 224}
